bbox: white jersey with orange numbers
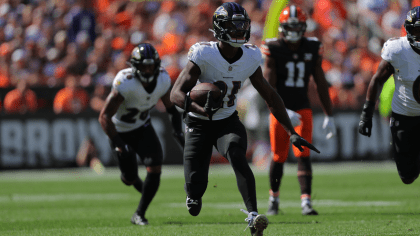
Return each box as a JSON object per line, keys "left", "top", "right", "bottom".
{"left": 382, "top": 36, "right": 420, "bottom": 116}
{"left": 111, "top": 67, "right": 171, "bottom": 132}
{"left": 187, "top": 41, "right": 262, "bottom": 120}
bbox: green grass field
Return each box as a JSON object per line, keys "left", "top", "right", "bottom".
{"left": 1, "top": 161, "right": 420, "bottom": 236}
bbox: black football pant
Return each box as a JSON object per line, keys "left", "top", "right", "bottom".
{"left": 183, "top": 111, "right": 258, "bottom": 213}
{"left": 390, "top": 112, "right": 420, "bottom": 182}
{"left": 110, "top": 120, "right": 163, "bottom": 183}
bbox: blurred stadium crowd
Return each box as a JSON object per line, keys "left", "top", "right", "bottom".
{"left": 0, "top": 0, "right": 416, "bottom": 115}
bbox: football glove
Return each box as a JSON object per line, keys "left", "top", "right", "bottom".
{"left": 322, "top": 116, "right": 336, "bottom": 139}
{"left": 290, "top": 133, "right": 320, "bottom": 153}
{"left": 204, "top": 91, "right": 223, "bottom": 121}
{"left": 286, "top": 109, "right": 302, "bottom": 127}
{"left": 358, "top": 101, "right": 375, "bottom": 137}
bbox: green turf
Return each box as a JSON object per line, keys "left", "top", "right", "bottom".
{"left": 1, "top": 161, "right": 420, "bottom": 236}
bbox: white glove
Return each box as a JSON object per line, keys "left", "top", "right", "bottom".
{"left": 286, "top": 109, "right": 301, "bottom": 127}
{"left": 322, "top": 116, "right": 337, "bottom": 139}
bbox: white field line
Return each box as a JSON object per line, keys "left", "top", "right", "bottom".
{"left": 0, "top": 161, "right": 397, "bottom": 182}
{"left": 0, "top": 193, "right": 131, "bottom": 203}
{"left": 168, "top": 199, "right": 401, "bottom": 209}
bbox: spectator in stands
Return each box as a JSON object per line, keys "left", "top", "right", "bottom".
{"left": 68, "top": 0, "right": 96, "bottom": 43}
{"left": 53, "top": 75, "right": 89, "bottom": 114}
{"left": 3, "top": 79, "right": 37, "bottom": 114}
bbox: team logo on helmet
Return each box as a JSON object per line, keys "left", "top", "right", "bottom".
{"left": 131, "top": 48, "right": 141, "bottom": 60}
{"left": 214, "top": 6, "right": 228, "bottom": 18}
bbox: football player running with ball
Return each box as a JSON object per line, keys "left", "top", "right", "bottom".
{"left": 261, "top": 5, "right": 336, "bottom": 216}
{"left": 359, "top": 6, "right": 420, "bottom": 185}
{"left": 99, "top": 43, "right": 184, "bottom": 226}
{"left": 170, "top": 2, "right": 319, "bottom": 235}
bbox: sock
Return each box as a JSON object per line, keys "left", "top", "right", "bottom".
{"left": 301, "top": 194, "right": 311, "bottom": 207}
{"left": 136, "top": 172, "right": 161, "bottom": 218}
{"left": 297, "top": 157, "right": 312, "bottom": 196}
{"left": 269, "top": 160, "right": 284, "bottom": 193}
{"left": 133, "top": 177, "right": 143, "bottom": 194}
{"left": 269, "top": 189, "right": 279, "bottom": 202}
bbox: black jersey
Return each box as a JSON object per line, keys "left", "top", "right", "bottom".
{"left": 262, "top": 37, "right": 322, "bottom": 111}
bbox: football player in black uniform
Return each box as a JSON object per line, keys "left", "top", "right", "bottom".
{"left": 359, "top": 6, "right": 420, "bottom": 185}
{"left": 99, "top": 43, "right": 184, "bottom": 225}
{"left": 261, "top": 5, "right": 336, "bottom": 216}
{"left": 170, "top": 2, "right": 319, "bottom": 235}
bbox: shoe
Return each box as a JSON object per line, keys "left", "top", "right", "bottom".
{"left": 131, "top": 212, "right": 149, "bottom": 225}
{"left": 302, "top": 203, "right": 318, "bottom": 215}
{"left": 186, "top": 196, "right": 202, "bottom": 216}
{"left": 241, "top": 210, "right": 269, "bottom": 236}
{"left": 266, "top": 199, "right": 278, "bottom": 215}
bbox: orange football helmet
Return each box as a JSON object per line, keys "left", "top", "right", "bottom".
{"left": 279, "top": 5, "right": 307, "bottom": 42}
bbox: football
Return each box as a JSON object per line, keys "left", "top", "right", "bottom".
{"left": 190, "top": 83, "right": 222, "bottom": 106}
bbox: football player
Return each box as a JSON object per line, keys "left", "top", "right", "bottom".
{"left": 261, "top": 5, "right": 336, "bottom": 216}
{"left": 98, "top": 43, "right": 184, "bottom": 225}
{"left": 359, "top": 6, "right": 420, "bottom": 185}
{"left": 170, "top": 2, "right": 319, "bottom": 235}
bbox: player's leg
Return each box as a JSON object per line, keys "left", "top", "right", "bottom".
{"left": 215, "top": 112, "right": 268, "bottom": 235}
{"left": 267, "top": 113, "right": 290, "bottom": 215}
{"left": 291, "top": 109, "right": 317, "bottom": 215}
{"left": 128, "top": 122, "right": 164, "bottom": 225}
{"left": 390, "top": 113, "right": 420, "bottom": 184}
{"left": 183, "top": 116, "right": 214, "bottom": 216}
{"left": 109, "top": 132, "right": 140, "bottom": 189}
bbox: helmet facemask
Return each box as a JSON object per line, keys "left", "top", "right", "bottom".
{"left": 130, "top": 44, "right": 161, "bottom": 84}
{"left": 211, "top": 3, "right": 251, "bottom": 47}
{"left": 405, "top": 22, "right": 420, "bottom": 50}
{"left": 280, "top": 22, "right": 306, "bottom": 43}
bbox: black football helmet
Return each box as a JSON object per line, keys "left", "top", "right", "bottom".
{"left": 404, "top": 6, "right": 420, "bottom": 50}
{"left": 211, "top": 2, "right": 251, "bottom": 47}
{"left": 130, "top": 43, "right": 161, "bottom": 83}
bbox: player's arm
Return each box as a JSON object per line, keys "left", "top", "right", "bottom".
{"left": 263, "top": 55, "right": 277, "bottom": 90}
{"left": 250, "top": 66, "right": 320, "bottom": 153}
{"left": 98, "top": 88, "right": 125, "bottom": 150}
{"left": 170, "top": 61, "right": 207, "bottom": 117}
{"left": 162, "top": 87, "right": 184, "bottom": 147}
{"left": 312, "top": 56, "right": 332, "bottom": 116}
{"left": 359, "top": 59, "right": 394, "bottom": 137}
{"left": 250, "top": 66, "right": 295, "bottom": 135}
{"left": 365, "top": 59, "right": 394, "bottom": 103}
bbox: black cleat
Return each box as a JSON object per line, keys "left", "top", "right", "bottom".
{"left": 186, "top": 196, "right": 202, "bottom": 216}
{"left": 131, "top": 212, "right": 149, "bottom": 225}
{"left": 266, "top": 199, "right": 279, "bottom": 215}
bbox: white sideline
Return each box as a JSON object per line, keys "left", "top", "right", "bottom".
{"left": 168, "top": 199, "right": 401, "bottom": 209}
{"left": 0, "top": 193, "right": 131, "bottom": 202}
{"left": 0, "top": 161, "right": 397, "bottom": 182}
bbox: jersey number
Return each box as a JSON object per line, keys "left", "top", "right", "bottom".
{"left": 121, "top": 108, "right": 149, "bottom": 123}
{"left": 285, "top": 61, "right": 305, "bottom": 87}
{"left": 213, "top": 81, "right": 241, "bottom": 107}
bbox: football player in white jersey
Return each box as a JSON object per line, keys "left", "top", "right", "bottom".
{"left": 99, "top": 43, "right": 184, "bottom": 226}
{"left": 170, "top": 2, "right": 319, "bottom": 236}
{"left": 359, "top": 6, "right": 420, "bottom": 185}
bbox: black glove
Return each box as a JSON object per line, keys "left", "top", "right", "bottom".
{"left": 290, "top": 134, "right": 320, "bottom": 153}
{"left": 173, "top": 132, "right": 185, "bottom": 149}
{"left": 358, "top": 101, "right": 375, "bottom": 137}
{"left": 204, "top": 91, "right": 223, "bottom": 121}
